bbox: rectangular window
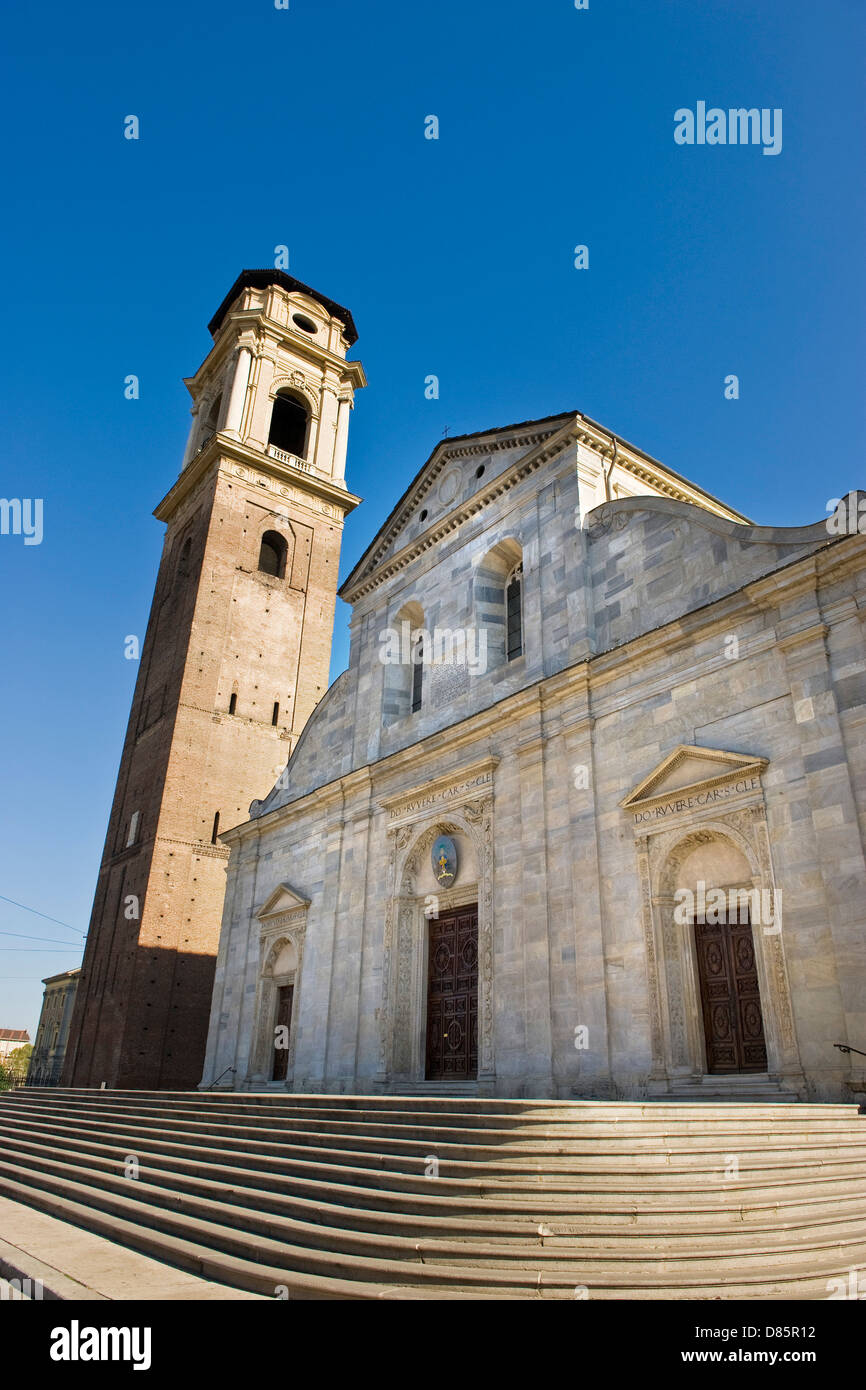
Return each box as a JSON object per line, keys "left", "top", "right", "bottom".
{"left": 411, "top": 641, "right": 423, "bottom": 713}
{"left": 126, "top": 811, "right": 140, "bottom": 848}
{"left": 506, "top": 578, "right": 522, "bottom": 660}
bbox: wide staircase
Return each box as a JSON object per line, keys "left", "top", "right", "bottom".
{"left": 0, "top": 1089, "right": 864, "bottom": 1300}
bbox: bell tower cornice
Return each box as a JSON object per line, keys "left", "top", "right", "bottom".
{"left": 185, "top": 320, "right": 367, "bottom": 399}
{"left": 154, "top": 431, "right": 362, "bottom": 525}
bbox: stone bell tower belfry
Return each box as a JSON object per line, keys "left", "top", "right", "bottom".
{"left": 63, "top": 270, "right": 365, "bottom": 1090}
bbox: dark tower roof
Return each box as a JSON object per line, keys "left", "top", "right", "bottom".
{"left": 208, "top": 269, "right": 359, "bottom": 345}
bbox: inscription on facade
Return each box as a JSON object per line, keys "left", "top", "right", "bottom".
{"left": 388, "top": 770, "right": 494, "bottom": 822}
{"left": 632, "top": 776, "right": 760, "bottom": 824}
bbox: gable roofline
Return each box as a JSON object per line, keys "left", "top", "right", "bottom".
{"left": 338, "top": 409, "right": 752, "bottom": 600}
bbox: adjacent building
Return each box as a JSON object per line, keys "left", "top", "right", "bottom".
{"left": 0, "top": 1030, "right": 30, "bottom": 1064}
{"left": 26, "top": 971, "right": 80, "bottom": 1087}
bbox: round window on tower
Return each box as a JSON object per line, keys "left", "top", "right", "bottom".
{"left": 292, "top": 313, "right": 317, "bottom": 335}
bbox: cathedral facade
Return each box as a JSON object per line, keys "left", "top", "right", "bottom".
{"left": 201, "top": 393, "right": 866, "bottom": 1102}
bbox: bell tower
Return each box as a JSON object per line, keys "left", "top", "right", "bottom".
{"left": 63, "top": 271, "right": 365, "bottom": 1090}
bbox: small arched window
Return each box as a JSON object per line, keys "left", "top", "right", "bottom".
{"left": 268, "top": 391, "right": 309, "bottom": 458}
{"left": 228, "top": 692, "right": 238, "bottom": 715}
{"left": 258, "top": 530, "right": 288, "bottom": 579}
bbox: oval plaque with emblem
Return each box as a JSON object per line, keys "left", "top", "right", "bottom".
{"left": 432, "top": 835, "right": 458, "bottom": 887}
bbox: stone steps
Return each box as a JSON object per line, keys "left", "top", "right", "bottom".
{"left": 1, "top": 1090, "right": 864, "bottom": 1299}
{"left": 3, "top": 1100, "right": 865, "bottom": 1181}
{"left": 4, "top": 1133, "right": 866, "bottom": 1245}
{"left": 5, "top": 1110, "right": 866, "bottom": 1220}
{"left": 4, "top": 1093, "right": 860, "bottom": 1147}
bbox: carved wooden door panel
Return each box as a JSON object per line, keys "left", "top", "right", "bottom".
{"left": 695, "top": 914, "right": 767, "bottom": 1073}
{"left": 426, "top": 906, "right": 478, "bottom": 1080}
{"left": 272, "top": 984, "right": 293, "bottom": 1081}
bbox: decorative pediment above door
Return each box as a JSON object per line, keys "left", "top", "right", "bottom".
{"left": 622, "top": 745, "right": 768, "bottom": 827}
{"left": 255, "top": 882, "right": 310, "bottom": 923}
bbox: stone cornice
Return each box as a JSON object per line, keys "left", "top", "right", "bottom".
{"left": 153, "top": 434, "right": 362, "bottom": 524}
{"left": 571, "top": 416, "right": 751, "bottom": 521}
{"left": 191, "top": 308, "right": 366, "bottom": 392}
{"left": 224, "top": 530, "right": 864, "bottom": 845}
{"left": 380, "top": 756, "right": 499, "bottom": 824}
{"left": 341, "top": 415, "right": 751, "bottom": 604}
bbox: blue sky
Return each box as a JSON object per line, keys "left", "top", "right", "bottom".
{"left": 1, "top": 0, "right": 863, "bottom": 1038}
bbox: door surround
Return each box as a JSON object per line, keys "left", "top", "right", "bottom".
{"left": 246, "top": 885, "right": 309, "bottom": 1087}
{"left": 638, "top": 812, "right": 801, "bottom": 1083}
{"left": 379, "top": 798, "right": 495, "bottom": 1085}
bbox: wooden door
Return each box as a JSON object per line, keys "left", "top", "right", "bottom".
{"left": 694, "top": 913, "right": 767, "bottom": 1073}
{"left": 426, "top": 906, "right": 478, "bottom": 1080}
{"left": 272, "top": 984, "right": 293, "bottom": 1081}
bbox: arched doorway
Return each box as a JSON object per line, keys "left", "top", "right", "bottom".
{"left": 648, "top": 822, "right": 795, "bottom": 1081}
{"left": 380, "top": 802, "right": 494, "bottom": 1085}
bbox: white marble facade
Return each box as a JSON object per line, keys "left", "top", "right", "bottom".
{"left": 201, "top": 412, "right": 866, "bottom": 1101}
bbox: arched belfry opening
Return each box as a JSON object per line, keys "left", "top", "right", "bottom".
{"left": 258, "top": 530, "right": 288, "bottom": 579}
{"left": 268, "top": 390, "right": 309, "bottom": 458}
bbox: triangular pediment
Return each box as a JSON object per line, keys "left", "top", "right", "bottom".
{"left": 621, "top": 745, "right": 768, "bottom": 809}
{"left": 255, "top": 882, "right": 310, "bottom": 921}
{"left": 339, "top": 413, "right": 575, "bottom": 599}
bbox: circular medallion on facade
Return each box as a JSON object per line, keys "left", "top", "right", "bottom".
{"left": 437, "top": 468, "right": 463, "bottom": 507}
{"left": 432, "top": 835, "right": 458, "bottom": 887}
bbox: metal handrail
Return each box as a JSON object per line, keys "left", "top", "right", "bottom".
{"left": 834, "top": 1044, "right": 866, "bottom": 1059}
{"left": 206, "top": 1066, "right": 236, "bottom": 1090}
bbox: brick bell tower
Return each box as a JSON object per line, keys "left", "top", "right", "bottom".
{"left": 63, "top": 270, "right": 365, "bottom": 1089}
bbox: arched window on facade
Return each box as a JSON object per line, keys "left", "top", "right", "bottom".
{"left": 268, "top": 391, "right": 309, "bottom": 458}
{"left": 258, "top": 530, "right": 288, "bottom": 579}
{"left": 383, "top": 600, "right": 425, "bottom": 726}
{"left": 474, "top": 538, "right": 523, "bottom": 671}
